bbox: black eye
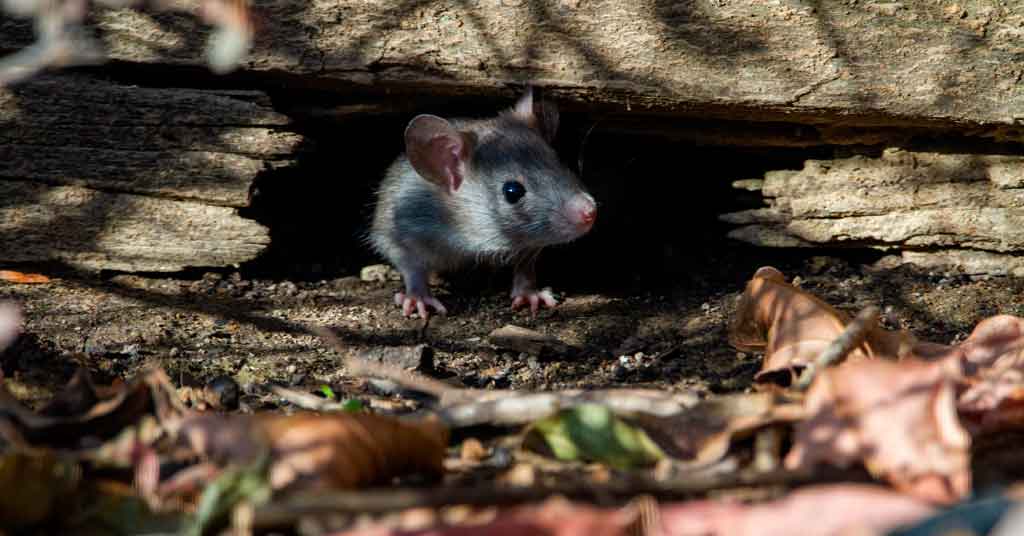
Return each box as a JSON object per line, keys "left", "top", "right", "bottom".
{"left": 502, "top": 181, "right": 526, "bottom": 204}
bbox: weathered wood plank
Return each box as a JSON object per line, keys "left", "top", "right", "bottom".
{"left": 0, "top": 74, "right": 304, "bottom": 207}
{"left": 0, "top": 145, "right": 276, "bottom": 207}
{"left": 721, "top": 148, "right": 1024, "bottom": 275}
{"left": 0, "top": 181, "right": 269, "bottom": 272}
{"left": 5, "top": 1, "right": 1024, "bottom": 128}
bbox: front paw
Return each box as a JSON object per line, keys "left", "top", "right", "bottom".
{"left": 511, "top": 288, "right": 557, "bottom": 315}
{"left": 394, "top": 292, "right": 448, "bottom": 319}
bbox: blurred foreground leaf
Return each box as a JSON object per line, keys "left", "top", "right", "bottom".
{"left": 526, "top": 403, "right": 665, "bottom": 469}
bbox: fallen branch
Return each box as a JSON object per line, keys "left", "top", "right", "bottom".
{"left": 796, "top": 306, "right": 880, "bottom": 390}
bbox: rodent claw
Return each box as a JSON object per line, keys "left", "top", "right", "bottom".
{"left": 394, "top": 292, "right": 447, "bottom": 319}
{"left": 511, "top": 289, "right": 557, "bottom": 316}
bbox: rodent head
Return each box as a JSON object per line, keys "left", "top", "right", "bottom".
{"left": 404, "top": 88, "right": 597, "bottom": 254}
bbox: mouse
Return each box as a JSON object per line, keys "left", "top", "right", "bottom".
{"left": 368, "top": 88, "right": 597, "bottom": 319}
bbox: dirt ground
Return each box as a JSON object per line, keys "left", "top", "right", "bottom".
{"left": 2, "top": 246, "right": 1019, "bottom": 414}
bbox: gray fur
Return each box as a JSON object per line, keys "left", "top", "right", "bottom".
{"left": 369, "top": 93, "right": 595, "bottom": 309}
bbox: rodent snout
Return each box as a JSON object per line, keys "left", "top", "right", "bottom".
{"left": 565, "top": 194, "right": 597, "bottom": 232}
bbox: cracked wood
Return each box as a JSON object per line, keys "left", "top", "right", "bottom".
{"left": 4, "top": 1, "right": 1024, "bottom": 128}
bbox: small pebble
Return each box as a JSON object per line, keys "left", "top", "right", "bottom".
{"left": 460, "top": 438, "right": 488, "bottom": 462}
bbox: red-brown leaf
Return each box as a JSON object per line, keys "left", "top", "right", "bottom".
{"left": 0, "top": 270, "right": 50, "bottom": 284}
{"left": 179, "top": 412, "right": 449, "bottom": 491}
{"left": 659, "top": 483, "right": 935, "bottom": 536}
{"left": 785, "top": 357, "right": 970, "bottom": 504}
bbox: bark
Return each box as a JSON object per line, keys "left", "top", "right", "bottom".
{"left": 5, "top": 1, "right": 1024, "bottom": 130}
{"left": 0, "top": 74, "right": 300, "bottom": 271}
{"left": 0, "top": 181, "right": 268, "bottom": 272}
{"left": 721, "top": 148, "right": 1024, "bottom": 276}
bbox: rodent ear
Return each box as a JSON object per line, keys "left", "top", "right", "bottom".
{"left": 510, "top": 86, "right": 560, "bottom": 142}
{"left": 405, "top": 114, "right": 473, "bottom": 193}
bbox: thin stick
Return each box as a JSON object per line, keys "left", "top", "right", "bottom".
{"left": 796, "top": 306, "right": 880, "bottom": 390}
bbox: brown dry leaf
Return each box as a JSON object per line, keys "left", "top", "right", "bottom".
{"left": 0, "top": 270, "right": 50, "bottom": 284}
{"left": 634, "top": 392, "right": 804, "bottom": 468}
{"left": 658, "top": 483, "right": 935, "bottom": 536}
{"left": 942, "top": 315, "right": 1024, "bottom": 432}
{"left": 784, "top": 357, "right": 970, "bottom": 504}
{"left": 0, "top": 368, "right": 186, "bottom": 449}
{"left": 180, "top": 412, "right": 449, "bottom": 491}
{"left": 330, "top": 496, "right": 638, "bottom": 536}
{"left": 730, "top": 267, "right": 913, "bottom": 386}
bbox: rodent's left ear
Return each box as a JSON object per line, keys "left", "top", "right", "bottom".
{"left": 511, "top": 86, "right": 559, "bottom": 142}
{"left": 405, "top": 115, "right": 474, "bottom": 193}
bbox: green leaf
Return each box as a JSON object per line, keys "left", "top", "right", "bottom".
{"left": 527, "top": 403, "right": 665, "bottom": 469}
{"left": 340, "top": 398, "right": 364, "bottom": 412}
{"left": 185, "top": 454, "right": 271, "bottom": 536}
{"left": 319, "top": 385, "right": 337, "bottom": 400}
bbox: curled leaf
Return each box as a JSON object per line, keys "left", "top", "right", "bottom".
{"left": 525, "top": 403, "right": 665, "bottom": 469}
{"left": 0, "top": 368, "right": 186, "bottom": 449}
{"left": 731, "top": 267, "right": 915, "bottom": 387}
{"left": 785, "top": 357, "right": 970, "bottom": 504}
{"left": 180, "top": 412, "right": 448, "bottom": 491}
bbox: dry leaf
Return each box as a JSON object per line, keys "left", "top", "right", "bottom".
{"left": 0, "top": 270, "right": 50, "bottom": 283}
{"left": 659, "top": 483, "right": 935, "bottom": 536}
{"left": 634, "top": 392, "right": 804, "bottom": 468}
{"left": 730, "top": 267, "right": 913, "bottom": 386}
{"left": 331, "top": 496, "right": 638, "bottom": 536}
{"left": 179, "top": 412, "right": 449, "bottom": 491}
{"left": 0, "top": 368, "right": 186, "bottom": 449}
{"left": 941, "top": 315, "right": 1024, "bottom": 432}
{"left": 785, "top": 357, "right": 970, "bottom": 504}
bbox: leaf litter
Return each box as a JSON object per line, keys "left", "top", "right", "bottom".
{"left": 6, "top": 265, "right": 1024, "bottom": 534}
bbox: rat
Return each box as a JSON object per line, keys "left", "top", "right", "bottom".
{"left": 369, "top": 88, "right": 597, "bottom": 319}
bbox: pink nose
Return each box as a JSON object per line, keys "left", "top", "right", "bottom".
{"left": 567, "top": 195, "right": 597, "bottom": 229}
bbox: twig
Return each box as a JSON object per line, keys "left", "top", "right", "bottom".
{"left": 438, "top": 389, "right": 698, "bottom": 428}
{"left": 269, "top": 385, "right": 354, "bottom": 412}
{"left": 311, "top": 325, "right": 700, "bottom": 427}
{"left": 796, "top": 306, "right": 880, "bottom": 390}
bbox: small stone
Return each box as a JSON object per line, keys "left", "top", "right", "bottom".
{"left": 168, "top": 347, "right": 180, "bottom": 358}
{"left": 360, "top": 264, "right": 401, "bottom": 282}
{"left": 279, "top": 281, "right": 298, "bottom": 296}
{"left": 358, "top": 344, "right": 434, "bottom": 372}
{"left": 488, "top": 325, "right": 573, "bottom": 356}
{"left": 205, "top": 375, "right": 240, "bottom": 410}
{"left": 502, "top": 463, "right": 536, "bottom": 487}
{"left": 460, "top": 438, "right": 488, "bottom": 462}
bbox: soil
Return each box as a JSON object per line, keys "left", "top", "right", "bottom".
{"left": 3, "top": 247, "right": 1018, "bottom": 413}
